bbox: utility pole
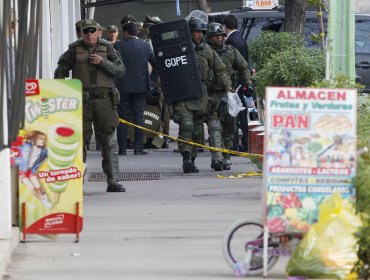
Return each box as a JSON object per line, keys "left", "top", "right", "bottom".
{"left": 326, "top": 0, "right": 355, "bottom": 83}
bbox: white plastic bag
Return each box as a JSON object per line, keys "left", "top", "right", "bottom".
{"left": 226, "top": 92, "right": 245, "bottom": 117}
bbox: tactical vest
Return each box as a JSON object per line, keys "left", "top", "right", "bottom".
{"left": 194, "top": 44, "right": 214, "bottom": 88}
{"left": 72, "top": 44, "right": 112, "bottom": 90}
{"left": 213, "top": 45, "right": 238, "bottom": 90}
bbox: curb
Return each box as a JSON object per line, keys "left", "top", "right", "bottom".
{"left": 0, "top": 228, "right": 19, "bottom": 279}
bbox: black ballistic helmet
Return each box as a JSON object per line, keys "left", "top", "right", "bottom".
{"left": 145, "top": 15, "right": 163, "bottom": 24}
{"left": 188, "top": 17, "right": 207, "bottom": 32}
{"left": 206, "top": 23, "right": 225, "bottom": 36}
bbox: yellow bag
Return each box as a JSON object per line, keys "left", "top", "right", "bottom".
{"left": 286, "top": 193, "right": 361, "bottom": 279}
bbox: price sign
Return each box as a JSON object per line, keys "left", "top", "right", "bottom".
{"left": 245, "top": 0, "right": 279, "bottom": 9}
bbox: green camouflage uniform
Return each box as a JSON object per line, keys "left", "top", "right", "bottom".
{"left": 210, "top": 44, "right": 252, "bottom": 166}
{"left": 54, "top": 38, "right": 125, "bottom": 187}
{"left": 172, "top": 43, "right": 232, "bottom": 167}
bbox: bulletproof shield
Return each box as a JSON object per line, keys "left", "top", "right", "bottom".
{"left": 150, "top": 19, "right": 202, "bottom": 104}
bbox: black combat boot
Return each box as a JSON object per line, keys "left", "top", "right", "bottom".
{"left": 103, "top": 133, "right": 126, "bottom": 192}
{"left": 107, "top": 181, "right": 126, "bottom": 192}
{"left": 223, "top": 159, "right": 232, "bottom": 170}
{"left": 211, "top": 159, "right": 224, "bottom": 171}
{"left": 191, "top": 157, "right": 199, "bottom": 173}
{"left": 181, "top": 152, "right": 193, "bottom": 173}
{"left": 162, "top": 137, "right": 169, "bottom": 149}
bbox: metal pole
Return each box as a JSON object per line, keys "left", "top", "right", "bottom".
{"left": 327, "top": 0, "right": 355, "bottom": 84}
{"left": 263, "top": 226, "right": 268, "bottom": 277}
{"left": 80, "top": 0, "right": 86, "bottom": 19}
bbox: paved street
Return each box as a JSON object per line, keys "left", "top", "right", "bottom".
{"left": 4, "top": 137, "right": 287, "bottom": 280}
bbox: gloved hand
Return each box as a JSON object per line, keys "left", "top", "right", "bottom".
{"left": 238, "top": 83, "right": 254, "bottom": 97}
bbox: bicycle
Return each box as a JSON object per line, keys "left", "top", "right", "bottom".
{"left": 222, "top": 219, "right": 303, "bottom": 277}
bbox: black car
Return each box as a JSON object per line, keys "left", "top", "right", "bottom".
{"left": 209, "top": 7, "right": 370, "bottom": 92}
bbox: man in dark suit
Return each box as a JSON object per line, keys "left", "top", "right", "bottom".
{"left": 223, "top": 14, "right": 252, "bottom": 153}
{"left": 114, "top": 21, "right": 156, "bottom": 155}
{"left": 223, "top": 14, "right": 250, "bottom": 64}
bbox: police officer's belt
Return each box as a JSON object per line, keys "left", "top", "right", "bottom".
{"left": 83, "top": 90, "right": 110, "bottom": 100}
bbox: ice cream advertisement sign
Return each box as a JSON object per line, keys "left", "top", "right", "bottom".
{"left": 263, "top": 87, "right": 357, "bottom": 233}
{"left": 15, "top": 80, "right": 83, "bottom": 240}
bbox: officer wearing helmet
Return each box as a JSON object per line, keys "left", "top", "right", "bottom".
{"left": 172, "top": 17, "right": 233, "bottom": 173}
{"left": 206, "top": 22, "right": 253, "bottom": 170}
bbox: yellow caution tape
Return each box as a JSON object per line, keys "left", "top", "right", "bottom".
{"left": 217, "top": 172, "right": 262, "bottom": 179}
{"left": 119, "top": 118, "right": 263, "bottom": 158}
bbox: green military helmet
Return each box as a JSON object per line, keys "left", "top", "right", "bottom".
{"left": 206, "top": 23, "right": 225, "bottom": 47}
{"left": 188, "top": 17, "right": 207, "bottom": 32}
{"left": 206, "top": 23, "right": 225, "bottom": 36}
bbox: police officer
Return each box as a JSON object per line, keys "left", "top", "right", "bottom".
{"left": 54, "top": 19, "right": 126, "bottom": 192}
{"left": 206, "top": 22, "right": 253, "bottom": 170}
{"left": 172, "top": 17, "right": 232, "bottom": 173}
{"left": 106, "top": 25, "right": 120, "bottom": 45}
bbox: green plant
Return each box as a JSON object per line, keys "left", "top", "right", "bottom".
{"left": 249, "top": 31, "right": 304, "bottom": 70}
{"left": 253, "top": 46, "right": 325, "bottom": 98}
{"left": 311, "top": 74, "right": 365, "bottom": 90}
{"left": 353, "top": 94, "right": 370, "bottom": 279}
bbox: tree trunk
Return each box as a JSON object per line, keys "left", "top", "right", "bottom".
{"left": 284, "top": 0, "right": 307, "bottom": 37}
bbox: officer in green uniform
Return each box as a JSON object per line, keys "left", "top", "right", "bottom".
{"left": 172, "top": 17, "right": 233, "bottom": 173}
{"left": 54, "top": 19, "right": 126, "bottom": 192}
{"left": 206, "top": 22, "right": 253, "bottom": 170}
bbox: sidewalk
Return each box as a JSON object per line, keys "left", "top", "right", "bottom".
{"left": 2, "top": 123, "right": 290, "bottom": 280}
{"left": 0, "top": 228, "right": 19, "bottom": 279}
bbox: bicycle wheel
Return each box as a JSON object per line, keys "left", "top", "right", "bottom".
{"left": 222, "top": 220, "right": 279, "bottom": 276}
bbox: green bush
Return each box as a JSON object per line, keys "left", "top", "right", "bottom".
{"left": 249, "top": 32, "right": 325, "bottom": 98}
{"left": 249, "top": 31, "right": 304, "bottom": 70}
{"left": 253, "top": 47, "right": 325, "bottom": 98}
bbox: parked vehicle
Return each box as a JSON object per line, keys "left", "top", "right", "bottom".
{"left": 209, "top": 7, "right": 370, "bottom": 92}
